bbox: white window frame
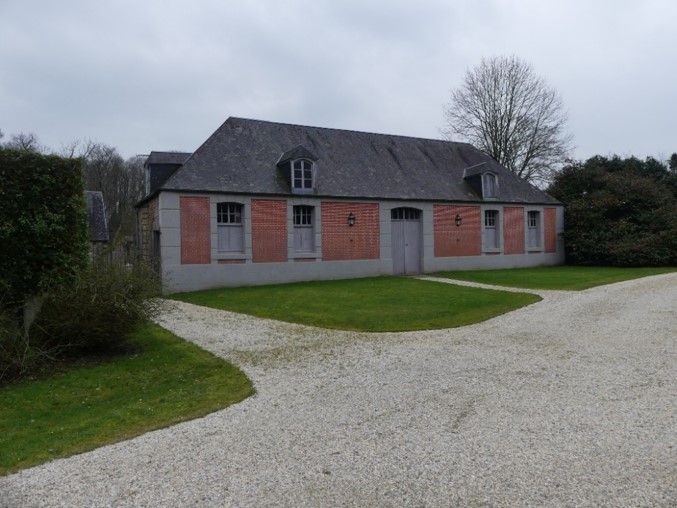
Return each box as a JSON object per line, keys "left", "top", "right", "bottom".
{"left": 217, "top": 202, "right": 244, "bottom": 253}
{"left": 292, "top": 159, "right": 314, "bottom": 191}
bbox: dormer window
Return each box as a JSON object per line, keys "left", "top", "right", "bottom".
{"left": 482, "top": 173, "right": 497, "bottom": 198}
{"left": 462, "top": 163, "right": 498, "bottom": 200}
{"left": 293, "top": 159, "right": 314, "bottom": 191}
{"left": 277, "top": 145, "right": 318, "bottom": 194}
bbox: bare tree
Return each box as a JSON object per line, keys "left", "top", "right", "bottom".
{"left": 64, "top": 140, "right": 144, "bottom": 245}
{"left": 4, "top": 132, "right": 46, "bottom": 153}
{"left": 443, "top": 55, "right": 573, "bottom": 185}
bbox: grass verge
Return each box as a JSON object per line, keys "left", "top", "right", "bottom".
{"left": 434, "top": 266, "right": 676, "bottom": 290}
{"left": 171, "top": 276, "right": 540, "bottom": 332}
{"left": 0, "top": 323, "right": 254, "bottom": 476}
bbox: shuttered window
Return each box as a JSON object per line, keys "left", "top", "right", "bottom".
{"left": 293, "top": 205, "right": 314, "bottom": 252}
{"left": 482, "top": 173, "right": 497, "bottom": 198}
{"left": 485, "top": 210, "right": 499, "bottom": 249}
{"left": 527, "top": 210, "right": 541, "bottom": 248}
{"left": 217, "top": 202, "right": 244, "bottom": 252}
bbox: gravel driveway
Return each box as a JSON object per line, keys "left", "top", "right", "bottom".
{"left": 2, "top": 273, "right": 676, "bottom": 507}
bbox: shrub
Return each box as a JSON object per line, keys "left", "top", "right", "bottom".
{"left": 31, "top": 261, "right": 163, "bottom": 355}
{"left": 0, "top": 310, "right": 30, "bottom": 381}
{"left": 0, "top": 306, "right": 67, "bottom": 382}
{"left": 1, "top": 261, "right": 162, "bottom": 384}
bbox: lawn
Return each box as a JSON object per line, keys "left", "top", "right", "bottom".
{"left": 170, "top": 276, "right": 541, "bottom": 332}
{"left": 434, "top": 266, "right": 676, "bottom": 290}
{"left": 0, "top": 323, "right": 254, "bottom": 476}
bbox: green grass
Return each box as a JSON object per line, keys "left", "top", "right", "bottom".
{"left": 0, "top": 323, "right": 254, "bottom": 476}
{"left": 171, "top": 276, "right": 541, "bottom": 332}
{"left": 434, "top": 266, "right": 676, "bottom": 290}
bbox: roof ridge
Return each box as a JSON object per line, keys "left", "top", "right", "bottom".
{"left": 227, "top": 116, "right": 473, "bottom": 147}
{"left": 149, "top": 150, "right": 191, "bottom": 156}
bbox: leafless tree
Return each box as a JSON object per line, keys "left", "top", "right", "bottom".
{"left": 443, "top": 55, "right": 574, "bottom": 185}
{"left": 64, "top": 140, "right": 145, "bottom": 245}
{"left": 3, "top": 132, "right": 46, "bottom": 153}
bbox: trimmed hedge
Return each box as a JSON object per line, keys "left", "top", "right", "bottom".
{"left": 0, "top": 149, "right": 89, "bottom": 310}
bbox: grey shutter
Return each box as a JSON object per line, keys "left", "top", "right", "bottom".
{"left": 218, "top": 225, "right": 244, "bottom": 252}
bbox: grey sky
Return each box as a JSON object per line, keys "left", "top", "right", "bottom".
{"left": 1, "top": 0, "right": 675, "bottom": 162}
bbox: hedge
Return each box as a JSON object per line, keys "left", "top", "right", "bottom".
{"left": 0, "top": 149, "right": 89, "bottom": 310}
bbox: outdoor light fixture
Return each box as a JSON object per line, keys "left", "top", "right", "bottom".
{"left": 348, "top": 212, "right": 356, "bottom": 226}
{"left": 455, "top": 214, "right": 462, "bottom": 227}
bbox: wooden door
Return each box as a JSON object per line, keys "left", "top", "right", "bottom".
{"left": 391, "top": 208, "right": 421, "bottom": 274}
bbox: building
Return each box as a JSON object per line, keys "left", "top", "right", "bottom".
{"left": 136, "top": 117, "right": 564, "bottom": 293}
{"left": 85, "top": 190, "right": 109, "bottom": 256}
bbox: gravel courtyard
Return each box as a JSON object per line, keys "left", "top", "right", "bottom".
{"left": 1, "top": 273, "right": 676, "bottom": 507}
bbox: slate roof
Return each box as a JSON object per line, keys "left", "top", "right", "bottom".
{"left": 85, "top": 191, "right": 109, "bottom": 243}
{"left": 144, "top": 151, "right": 192, "bottom": 196}
{"left": 277, "top": 145, "right": 318, "bottom": 164}
{"left": 146, "top": 151, "right": 192, "bottom": 166}
{"left": 158, "top": 117, "right": 560, "bottom": 205}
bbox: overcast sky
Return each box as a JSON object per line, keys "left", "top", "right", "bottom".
{"left": 1, "top": 0, "right": 675, "bottom": 163}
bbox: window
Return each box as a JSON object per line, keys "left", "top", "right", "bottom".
{"left": 293, "top": 205, "right": 314, "bottom": 252}
{"left": 485, "top": 210, "right": 497, "bottom": 227}
{"left": 482, "top": 173, "right": 497, "bottom": 198}
{"left": 293, "top": 160, "right": 313, "bottom": 190}
{"left": 391, "top": 208, "right": 421, "bottom": 221}
{"left": 527, "top": 210, "right": 541, "bottom": 248}
{"left": 485, "top": 210, "right": 499, "bottom": 249}
{"left": 217, "top": 202, "right": 244, "bottom": 252}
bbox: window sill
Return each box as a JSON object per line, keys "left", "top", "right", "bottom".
{"left": 527, "top": 247, "right": 543, "bottom": 253}
{"left": 215, "top": 252, "right": 247, "bottom": 261}
{"left": 483, "top": 248, "right": 502, "bottom": 254}
{"left": 290, "top": 252, "right": 320, "bottom": 260}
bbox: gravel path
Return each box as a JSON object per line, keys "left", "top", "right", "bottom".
{"left": 2, "top": 273, "right": 676, "bottom": 507}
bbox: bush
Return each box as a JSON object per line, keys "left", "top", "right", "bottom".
{"left": 31, "top": 261, "right": 162, "bottom": 355}
{"left": 549, "top": 155, "right": 677, "bottom": 267}
{"left": 1, "top": 260, "right": 162, "bottom": 383}
{"left": 0, "top": 307, "right": 63, "bottom": 382}
{"left": 0, "top": 311, "right": 31, "bottom": 381}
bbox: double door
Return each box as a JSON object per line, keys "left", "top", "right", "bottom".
{"left": 391, "top": 208, "right": 421, "bottom": 275}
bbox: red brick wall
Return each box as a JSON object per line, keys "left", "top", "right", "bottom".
{"left": 322, "top": 202, "right": 379, "bottom": 260}
{"left": 433, "top": 205, "right": 481, "bottom": 257}
{"left": 544, "top": 207, "right": 557, "bottom": 253}
{"left": 252, "top": 199, "right": 287, "bottom": 263}
{"left": 180, "top": 196, "right": 211, "bottom": 264}
{"left": 503, "top": 207, "right": 525, "bottom": 255}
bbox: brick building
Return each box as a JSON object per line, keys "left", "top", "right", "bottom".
{"left": 136, "top": 117, "right": 564, "bottom": 293}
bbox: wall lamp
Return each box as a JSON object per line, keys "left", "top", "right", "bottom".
{"left": 348, "top": 212, "right": 356, "bottom": 226}
{"left": 455, "top": 214, "right": 462, "bottom": 227}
